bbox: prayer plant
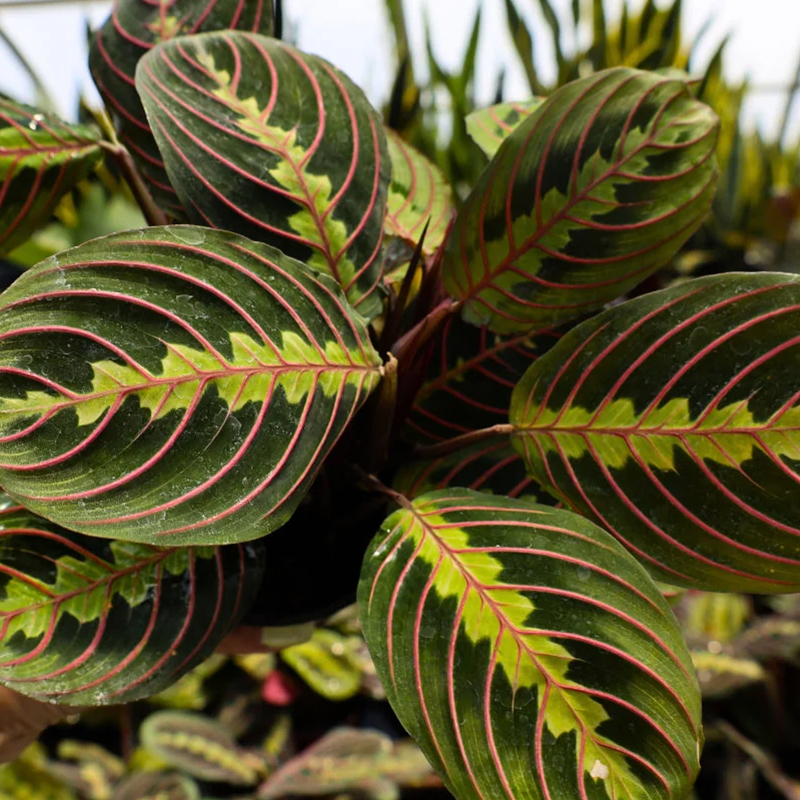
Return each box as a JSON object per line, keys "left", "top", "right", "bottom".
{"left": 0, "top": 2, "right": 795, "bottom": 800}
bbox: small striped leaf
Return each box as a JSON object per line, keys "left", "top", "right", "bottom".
{"left": 408, "top": 314, "right": 560, "bottom": 444}
{"left": 465, "top": 99, "right": 544, "bottom": 158}
{"left": 443, "top": 67, "right": 719, "bottom": 334}
{"left": 137, "top": 32, "right": 390, "bottom": 318}
{"left": 0, "top": 99, "right": 102, "bottom": 256}
{"left": 0, "top": 498, "right": 264, "bottom": 705}
{"left": 141, "top": 711, "right": 261, "bottom": 785}
{"left": 385, "top": 130, "right": 453, "bottom": 255}
{"left": 359, "top": 491, "right": 701, "bottom": 800}
{"left": 511, "top": 273, "right": 800, "bottom": 592}
{"left": 89, "top": 0, "right": 273, "bottom": 218}
{"left": 395, "top": 437, "right": 539, "bottom": 500}
{"left": 0, "top": 226, "right": 382, "bottom": 546}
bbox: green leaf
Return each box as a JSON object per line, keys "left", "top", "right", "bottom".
{"left": 511, "top": 272, "right": 800, "bottom": 593}
{"left": 0, "top": 226, "right": 382, "bottom": 546}
{"left": 385, "top": 130, "right": 453, "bottom": 255}
{"left": 141, "top": 711, "right": 262, "bottom": 785}
{"left": 0, "top": 498, "right": 263, "bottom": 705}
{"left": 395, "top": 437, "right": 540, "bottom": 500}
{"left": 0, "top": 98, "right": 102, "bottom": 257}
{"left": 359, "top": 490, "right": 701, "bottom": 800}
{"left": 281, "top": 629, "right": 363, "bottom": 701}
{"left": 136, "top": 31, "right": 390, "bottom": 319}
{"left": 443, "top": 67, "right": 719, "bottom": 334}
{"left": 408, "top": 315, "right": 560, "bottom": 444}
{"left": 465, "top": 99, "right": 545, "bottom": 158}
{"left": 89, "top": 0, "right": 273, "bottom": 219}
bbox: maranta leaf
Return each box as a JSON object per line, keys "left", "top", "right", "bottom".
{"left": 0, "top": 226, "right": 382, "bottom": 546}
{"left": 0, "top": 498, "right": 263, "bottom": 705}
{"left": 465, "top": 99, "right": 544, "bottom": 158}
{"left": 512, "top": 272, "right": 800, "bottom": 592}
{"left": 444, "top": 67, "right": 719, "bottom": 333}
{"left": 89, "top": 0, "right": 273, "bottom": 218}
{"left": 0, "top": 98, "right": 102, "bottom": 256}
{"left": 137, "top": 31, "right": 390, "bottom": 318}
{"left": 359, "top": 490, "right": 701, "bottom": 800}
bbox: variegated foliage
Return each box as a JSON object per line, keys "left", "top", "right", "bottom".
{"left": 512, "top": 273, "right": 800, "bottom": 592}
{"left": 0, "top": 497, "right": 263, "bottom": 705}
{"left": 137, "top": 32, "right": 390, "bottom": 317}
{"left": 0, "top": 227, "right": 382, "bottom": 545}
{"left": 0, "top": 98, "right": 102, "bottom": 257}
{"left": 89, "top": 0, "right": 274, "bottom": 218}
{"left": 360, "top": 491, "right": 701, "bottom": 800}
{"left": 443, "top": 67, "right": 719, "bottom": 333}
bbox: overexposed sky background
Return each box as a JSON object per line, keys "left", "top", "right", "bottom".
{"left": 0, "top": 0, "right": 797, "bottom": 138}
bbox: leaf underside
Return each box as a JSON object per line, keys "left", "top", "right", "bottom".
{"left": 0, "top": 498, "right": 263, "bottom": 705}
{"left": 137, "top": 31, "right": 390, "bottom": 318}
{"left": 359, "top": 490, "right": 701, "bottom": 800}
{"left": 443, "top": 67, "right": 719, "bottom": 334}
{"left": 0, "top": 98, "right": 102, "bottom": 257}
{"left": 512, "top": 272, "right": 800, "bottom": 593}
{"left": 89, "top": 0, "right": 273, "bottom": 218}
{"left": 0, "top": 226, "right": 382, "bottom": 546}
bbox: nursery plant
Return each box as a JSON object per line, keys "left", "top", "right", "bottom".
{"left": 3, "top": 1, "right": 800, "bottom": 800}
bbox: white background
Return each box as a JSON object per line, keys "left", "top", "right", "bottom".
{"left": 0, "top": 0, "right": 796, "bottom": 137}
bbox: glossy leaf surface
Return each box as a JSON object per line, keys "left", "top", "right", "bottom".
{"left": 0, "top": 226, "right": 382, "bottom": 545}
{"left": 0, "top": 499, "right": 263, "bottom": 705}
{"left": 137, "top": 32, "right": 390, "bottom": 317}
{"left": 0, "top": 99, "right": 102, "bottom": 256}
{"left": 444, "top": 67, "right": 719, "bottom": 333}
{"left": 360, "top": 490, "right": 701, "bottom": 800}
{"left": 385, "top": 130, "right": 453, "bottom": 254}
{"left": 89, "top": 0, "right": 273, "bottom": 218}
{"left": 465, "top": 99, "right": 544, "bottom": 158}
{"left": 512, "top": 273, "right": 800, "bottom": 592}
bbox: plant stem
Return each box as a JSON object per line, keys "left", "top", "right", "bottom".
{"left": 351, "top": 465, "right": 410, "bottom": 509}
{"left": 101, "top": 142, "right": 169, "bottom": 228}
{"left": 414, "top": 424, "right": 515, "bottom": 460}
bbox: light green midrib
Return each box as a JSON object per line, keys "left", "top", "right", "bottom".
{"left": 0, "top": 362, "right": 379, "bottom": 416}
{"left": 406, "top": 505, "right": 653, "bottom": 792}
{"left": 515, "top": 424, "right": 800, "bottom": 435}
{"left": 462, "top": 100, "right": 709, "bottom": 299}
{"left": 202, "top": 61, "right": 341, "bottom": 278}
{"left": 4, "top": 550, "right": 168, "bottom": 619}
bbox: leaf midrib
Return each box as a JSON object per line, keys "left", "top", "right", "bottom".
{"left": 3, "top": 362, "right": 377, "bottom": 416}
{"left": 466, "top": 88, "right": 700, "bottom": 299}
{"left": 406, "top": 503, "right": 649, "bottom": 793}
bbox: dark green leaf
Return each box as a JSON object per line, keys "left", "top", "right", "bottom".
{"left": 0, "top": 498, "right": 263, "bottom": 705}
{"left": 0, "top": 227, "right": 382, "bottom": 546}
{"left": 443, "top": 67, "right": 719, "bottom": 334}
{"left": 89, "top": 0, "right": 273, "bottom": 218}
{"left": 511, "top": 273, "right": 800, "bottom": 592}
{"left": 359, "top": 490, "right": 702, "bottom": 800}
{"left": 137, "top": 32, "right": 390, "bottom": 318}
{"left": 0, "top": 99, "right": 102, "bottom": 257}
